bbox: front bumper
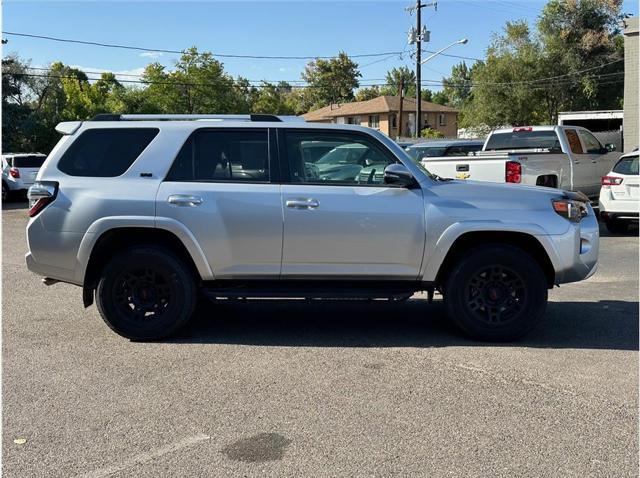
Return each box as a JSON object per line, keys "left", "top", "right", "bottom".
{"left": 539, "top": 204, "right": 599, "bottom": 285}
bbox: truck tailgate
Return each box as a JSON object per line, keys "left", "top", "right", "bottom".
{"left": 422, "top": 156, "right": 507, "bottom": 182}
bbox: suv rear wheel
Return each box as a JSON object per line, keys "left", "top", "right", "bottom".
{"left": 443, "top": 245, "right": 547, "bottom": 341}
{"left": 96, "top": 246, "right": 197, "bottom": 340}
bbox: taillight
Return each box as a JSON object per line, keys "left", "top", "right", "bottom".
{"left": 9, "top": 167, "right": 20, "bottom": 178}
{"left": 27, "top": 181, "right": 58, "bottom": 217}
{"left": 513, "top": 126, "right": 533, "bottom": 132}
{"left": 506, "top": 161, "right": 521, "bottom": 183}
{"left": 601, "top": 176, "right": 623, "bottom": 186}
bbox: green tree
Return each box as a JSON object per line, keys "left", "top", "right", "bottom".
{"left": 2, "top": 56, "right": 34, "bottom": 151}
{"left": 441, "top": 62, "right": 474, "bottom": 107}
{"left": 142, "top": 47, "right": 238, "bottom": 114}
{"left": 384, "top": 66, "right": 416, "bottom": 97}
{"left": 431, "top": 90, "right": 451, "bottom": 106}
{"left": 251, "top": 81, "right": 295, "bottom": 115}
{"left": 463, "top": 21, "right": 546, "bottom": 126}
{"left": 537, "top": 0, "right": 624, "bottom": 113}
{"left": 301, "top": 52, "right": 361, "bottom": 110}
{"left": 355, "top": 85, "right": 382, "bottom": 102}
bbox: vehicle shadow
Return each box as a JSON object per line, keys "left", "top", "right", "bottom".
{"left": 598, "top": 220, "right": 639, "bottom": 237}
{"left": 169, "top": 297, "right": 639, "bottom": 351}
{"left": 2, "top": 199, "right": 28, "bottom": 211}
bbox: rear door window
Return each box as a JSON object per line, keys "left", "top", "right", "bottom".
{"left": 58, "top": 128, "right": 159, "bottom": 177}
{"left": 565, "top": 129, "right": 583, "bottom": 154}
{"left": 13, "top": 155, "right": 46, "bottom": 168}
{"left": 612, "top": 156, "right": 639, "bottom": 175}
{"left": 166, "top": 129, "right": 269, "bottom": 182}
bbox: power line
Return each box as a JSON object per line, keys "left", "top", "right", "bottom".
{"left": 2, "top": 30, "right": 487, "bottom": 63}
{"left": 2, "top": 31, "right": 405, "bottom": 61}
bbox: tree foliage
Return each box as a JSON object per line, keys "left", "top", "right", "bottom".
{"left": 301, "top": 52, "right": 361, "bottom": 109}
{"left": 462, "top": 0, "right": 624, "bottom": 127}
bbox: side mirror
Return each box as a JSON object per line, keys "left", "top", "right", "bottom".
{"left": 384, "top": 163, "right": 416, "bottom": 188}
{"left": 605, "top": 143, "right": 616, "bottom": 152}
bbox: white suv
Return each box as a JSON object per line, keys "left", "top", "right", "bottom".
{"left": 2, "top": 153, "right": 47, "bottom": 201}
{"left": 26, "top": 114, "right": 599, "bottom": 341}
{"left": 599, "top": 150, "right": 639, "bottom": 233}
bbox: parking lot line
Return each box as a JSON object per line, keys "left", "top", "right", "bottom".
{"left": 76, "top": 433, "right": 211, "bottom": 478}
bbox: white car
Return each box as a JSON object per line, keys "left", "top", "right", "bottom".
{"left": 598, "top": 150, "right": 639, "bottom": 233}
{"left": 2, "top": 153, "right": 47, "bottom": 201}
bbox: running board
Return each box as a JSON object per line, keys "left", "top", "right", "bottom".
{"left": 201, "top": 280, "right": 429, "bottom": 301}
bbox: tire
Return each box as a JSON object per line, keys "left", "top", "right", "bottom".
{"left": 605, "top": 218, "right": 629, "bottom": 234}
{"left": 443, "top": 245, "right": 547, "bottom": 341}
{"left": 2, "top": 182, "right": 9, "bottom": 202}
{"left": 96, "top": 246, "right": 197, "bottom": 340}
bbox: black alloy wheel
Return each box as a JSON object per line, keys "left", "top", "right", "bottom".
{"left": 96, "top": 246, "right": 196, "bottom": 340}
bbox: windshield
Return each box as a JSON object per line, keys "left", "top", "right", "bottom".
{"left": 485, "top": 130, "right": 559, "bottom": 150}
{"left": 406, "top": 147, "right": 447, "bottom": 159}
{"left": 12, "top": 155, "right": 46, "bottom": 168}
{"left": 613, "top": 156, "right": 639, "bottom": 175}
{"left": 316, "top": 146, "right": 367, "bottom": 165}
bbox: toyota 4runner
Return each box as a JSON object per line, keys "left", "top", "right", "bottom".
{"left": 26, "top": 114, "right": 599, "bottom": 341}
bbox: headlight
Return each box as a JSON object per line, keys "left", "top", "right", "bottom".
{"left": 551, "top": 198, "right": 588, "bottom": 222}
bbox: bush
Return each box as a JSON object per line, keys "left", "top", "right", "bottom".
{"left": 420, "top": 127, "right": 444, "bottom": 139}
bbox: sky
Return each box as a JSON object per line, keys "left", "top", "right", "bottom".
{"left": 2, "top": 0, "right": 639, "bottom": 91}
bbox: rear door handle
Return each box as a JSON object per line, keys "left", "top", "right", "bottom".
{"left": 167, "top": 194, "right": 204, "bottom": 207}
{"left": 286, "top": 198, "right": 320, "bottom": 209}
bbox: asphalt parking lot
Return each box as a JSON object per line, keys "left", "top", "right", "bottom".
{"left": 2, "top": 202, "right": 638, "bottom": 477}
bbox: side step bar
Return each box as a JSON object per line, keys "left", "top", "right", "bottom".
{"left": 201, "top": 280, "right": 434, "bottom": 301}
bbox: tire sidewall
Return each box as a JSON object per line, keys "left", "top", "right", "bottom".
{"left": 444, "top": 245, "right": 548, "bottom": 341}
{"left": 96, "top": 247, "right": 196, "bottom": 340}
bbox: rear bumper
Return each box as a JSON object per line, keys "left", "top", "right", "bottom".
{"left": 25, "top": 251, "right": 80, "bottom": 285}
{"left": 600, "top": 211, "right": 639, "bottom": 221}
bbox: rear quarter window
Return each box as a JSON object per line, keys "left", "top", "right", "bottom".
{"left": 57, "top": 128, "right": 159, "bottom": 177}
{"left": 612, "top": 156, "right": 639, "bottom": 175}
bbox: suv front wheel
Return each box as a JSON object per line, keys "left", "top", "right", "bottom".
{"left": 96, "top": 246, "right": 197, "bottom": 340}
{"left": 443, "top": 245, "right": 547, "bottom": 341}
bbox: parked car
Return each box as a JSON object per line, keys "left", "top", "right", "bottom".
{"left": 26, "top": 114, "right": 599, "bottom": 342}
{"left": 405, "top": 139, "right": 484, "bottom": 160}
{"left": 2, "top": 153, "right": 47, "bottom": 201}
{"left": 420, "top": 126, "right": 618, "bottom": 197}
{"left": 310, "top": 143, "right": 389, "bottom": 182}
{"left": 395, "top": 140, "right": 418, "bottom": 149}
{"left": 599, "top": 149, "right": 639, "bottom": 233}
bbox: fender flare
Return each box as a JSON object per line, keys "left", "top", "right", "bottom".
{"left": 420, "top": 220, "right": 563, "bottom": 282}
{"left": 75, "top": 216, "right": 214, "bottom": 284}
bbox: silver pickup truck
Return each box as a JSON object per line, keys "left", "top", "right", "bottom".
{"left": 421, "top": 125, "right": 618, "bottom": 197}
{"left": 25, "top": 114, "right": 599, "bottom": 342}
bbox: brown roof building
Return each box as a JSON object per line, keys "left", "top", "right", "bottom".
{"left": 303, "top": 95, "right": 459, "bottom": 138}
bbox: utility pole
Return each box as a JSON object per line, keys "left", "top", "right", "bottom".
{"left": 397, "top": 77, "right": 404, "bottom": 138}
{"left": 407, "top": 1, "right": 436, "bottom": 137}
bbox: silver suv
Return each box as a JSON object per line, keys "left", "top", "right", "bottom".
{"left": 26, "top": 114, "right": 599, "bottom": 341}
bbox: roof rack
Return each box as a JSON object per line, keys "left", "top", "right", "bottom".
{"left": 90, "top": 113, "right": 299, "bottom": 122}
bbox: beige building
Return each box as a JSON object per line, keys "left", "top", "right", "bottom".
{"left": 622, "top": 17, "right": 638, "bottom": 152}
{"left": 303, "top": 96, "right": 459, "bottom": 138}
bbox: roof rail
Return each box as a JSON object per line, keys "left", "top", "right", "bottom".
{"left": 89, "top": 113, "right": 296, "bottom": 122}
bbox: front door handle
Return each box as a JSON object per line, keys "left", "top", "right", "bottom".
{"left": 286, "top": 198, "right": 320, "bottom": 209}
{"left": 167, "top": 194, "right": 204, "bottom": 207}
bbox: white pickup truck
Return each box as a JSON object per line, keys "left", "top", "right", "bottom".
{"left": 421, "top": 125, "right": 618, "bottom": 197}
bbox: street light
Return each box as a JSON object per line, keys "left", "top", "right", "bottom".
{"left": 421, "top": 38, "right": 468, "bottom": 65}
